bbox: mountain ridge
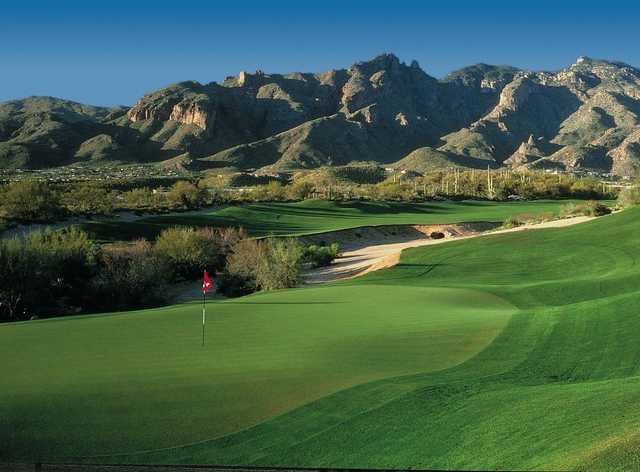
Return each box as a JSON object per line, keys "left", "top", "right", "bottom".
{"left": 3, "top": 53, "right": 640, "bottom": 176}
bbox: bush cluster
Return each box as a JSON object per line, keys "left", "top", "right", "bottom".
{"left": 0, "top": 224, "right": 330, "bottom": 321}
{"left": 0, "top": 226, "right": 245, "bottom": 322}
{"left": 0, "top": 179, "right": 211, "bottom": 224}
{"left": 617, "top": 186, "right": 640, "bottom": 208}
{"left": 501, "top": 215, "right": 525, "bottom": 229}
{"left": 222, "top": 238, "right": 303, "bottom": 296}
{"left": 301, "top": 243, "right": 339, "bottom": 268}
{"left": 502, "top": 212, "right": 555, "bottom": 229}
{"left": 559, "top": 201, "right": 612, "bottom": 218}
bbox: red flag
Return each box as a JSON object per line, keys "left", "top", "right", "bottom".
{"left": 202, "top": 270, "right": 213, "bottom": 294}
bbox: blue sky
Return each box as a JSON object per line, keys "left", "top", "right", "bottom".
{"left": 3, "top": 0, "right": 640, "bottom": 106}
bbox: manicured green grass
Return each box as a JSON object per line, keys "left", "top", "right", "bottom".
{"left": 82, "top": 199, "right": 584, "bottom": 241}
{"left": 0, "top": 285, "right": 513, "bottom": 461}
{"left": 2, "top": 205, "right": 638, "bottom": 470}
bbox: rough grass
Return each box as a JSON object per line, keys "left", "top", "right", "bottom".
{"left": 81, "top": 199, "right": 587, "bottom": 241}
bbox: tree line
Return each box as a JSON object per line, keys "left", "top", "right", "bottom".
{"left": 0, "top": 169, "right": 617, "bottom": 228}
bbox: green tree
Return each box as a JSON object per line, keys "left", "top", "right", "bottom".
{"left": 0, "top": 180, "right": 62, "bottom": 221}
{"left": 288, "top": 181, "right": 315, "bottom": 200}
{"left": 92, "top": 240, "right": 171, "bottom": 310}
{"left": 225, "top": 238, "right": 302, "bottom": 292}
{"left": 252, "top": 181, "right": 287, "bottom": 201}
{"left": 154, "top": 226, "right": 222, "bottom": 279}
{"left": 61, "top": 184, "right": 114, "bottom": 215}
{"left": 0, "top": 227, "right": 98, "bottom": 321}
{"left": 123, "top": 187, "right": 156, "bottom": 208}
{"left": 167, "top": 181, "right": 206, "bottom": 209}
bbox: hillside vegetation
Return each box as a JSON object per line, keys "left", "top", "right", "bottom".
{"left": 1, "top": 206, "right": 639, "bottom": 470}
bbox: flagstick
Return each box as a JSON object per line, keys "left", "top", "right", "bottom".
{"left": 202, "top": 290, "right": 206, "bottom": 347}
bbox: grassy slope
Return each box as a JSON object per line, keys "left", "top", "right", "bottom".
{"left": 82, "top": 199, "right": 580, "bottom": 241}
{"left": 93, "top": 208, "right": 640, "bottom": 470}
{"left": 0, "top": 285, "right": 513, "bottom": 460}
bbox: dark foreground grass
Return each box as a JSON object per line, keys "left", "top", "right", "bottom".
{"left": 2, "top": 206, "right": 639, "bottom": 470}
{"left": 82, "top": 199, "right": 582, "bottom": 241}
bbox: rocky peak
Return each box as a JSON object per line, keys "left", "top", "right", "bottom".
{"left": 442, "top": 64, "right": 519, "bottom": 93}
{"left": 504, "top": 135, "right": 547, "bottom": 167}
{"left": 349, "top": 53, "right": 404, "bottom": 77}
{"left": 575, "top": 56, "right": 592, "bottom": 66}
{"left": 568, "top": 56, "right": 640, "bottom": 83}
{"left": 494, "top": 77, "right": 537, "bottom": 113}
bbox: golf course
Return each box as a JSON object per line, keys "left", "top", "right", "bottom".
{"left": 2, "top": 201, "right": 639, "bottom": 470}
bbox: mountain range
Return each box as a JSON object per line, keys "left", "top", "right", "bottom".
{"left": 3, "top": 53, "right": 640, "bottom": 177}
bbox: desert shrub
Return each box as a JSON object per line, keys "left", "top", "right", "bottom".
{"left": 375, "top": 182, "right": 414, "bottom": 201}
{"left": 154, "top": 227, "right": 224, "bottom": 279}
{"left": 560, "top": 200, "right": 611, "bottom": 218}
{"left": 617, "top": 186, "right": 640, "bottom": 208}
{"left": 167, "top": 181, "right": 206, "bottom": 209}
{"left": 0, "top": 242, "right": 32, "bottom": 321}
{"left": 123, "top": 187, "right": 157, "bottom": 208}
{"left": 91, "top": 240, "right": 171, "bottom": 311}
{"left": 0, "top": 225, "right": 247, "bottom": 321}
{"left": 0, "top": 227, "right": 98, "bottom": 321}
{"left": 569, "top": 179, "right": 603, "bottom": 199}
{"left": 227, "top": 174, "right": 281, "bottom": 187}
{"left": 0, "top": 180, "right": 62, "bottom": 221}
{"left": 502, "top": 215, "right": 525, "bottom": 229}
{"left": 253, "top": 181, "right": 287, "bottom": 201}
{"left": 301, "top": 243, "right": 339, "bottom": 268}
{"left": 333, "top": 166, "right": 386, "bottom": 184}
{"left": 502, "top": 212, "right": 555, "bottom": 228}
{"left": 216, "top": 226, "right": 248, "bottom": 255}
{"left": 287, "top": 181, "right": 315, "bottom": 200}
{"left": 222, "top": 239, "right": 264, "bottom": 295}
{"left": 61, "top": 184, "right": 114, "bottom": 215}
{"left": 533, "top": 212, "right": 555, "bottom": 223}
{"left": 224, "top": 238, "right": 302, "bottom": 293}
{"left": 256, "top": 238, "right": 302, "bottom": 291}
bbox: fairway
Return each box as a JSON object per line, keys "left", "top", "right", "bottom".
{"left": 82, "top": 199, "right": 581, "bottom": 241}
{"left": 3, "top": 205, "right": 640, "bottom": 471}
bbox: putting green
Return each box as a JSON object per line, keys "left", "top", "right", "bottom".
{"left": 0, "top": 285, "right": 514, "bottom": 460}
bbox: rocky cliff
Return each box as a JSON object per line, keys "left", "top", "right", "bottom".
{"left": 3, "top": 54, "right": 640, "bottom": 176}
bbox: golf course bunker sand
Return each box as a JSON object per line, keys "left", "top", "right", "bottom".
{"left": 304, "top": 215, "right": 596, "bottom": 283}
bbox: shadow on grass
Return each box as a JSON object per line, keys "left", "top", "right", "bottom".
{"left": 226, "top": 301, "right": 347, "bottom": 305}
{"left": 355, "top": 263, "right": 448, "bottom": 284}
{"left": 336, "top": 200, "right": 447, "bottom": 214}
